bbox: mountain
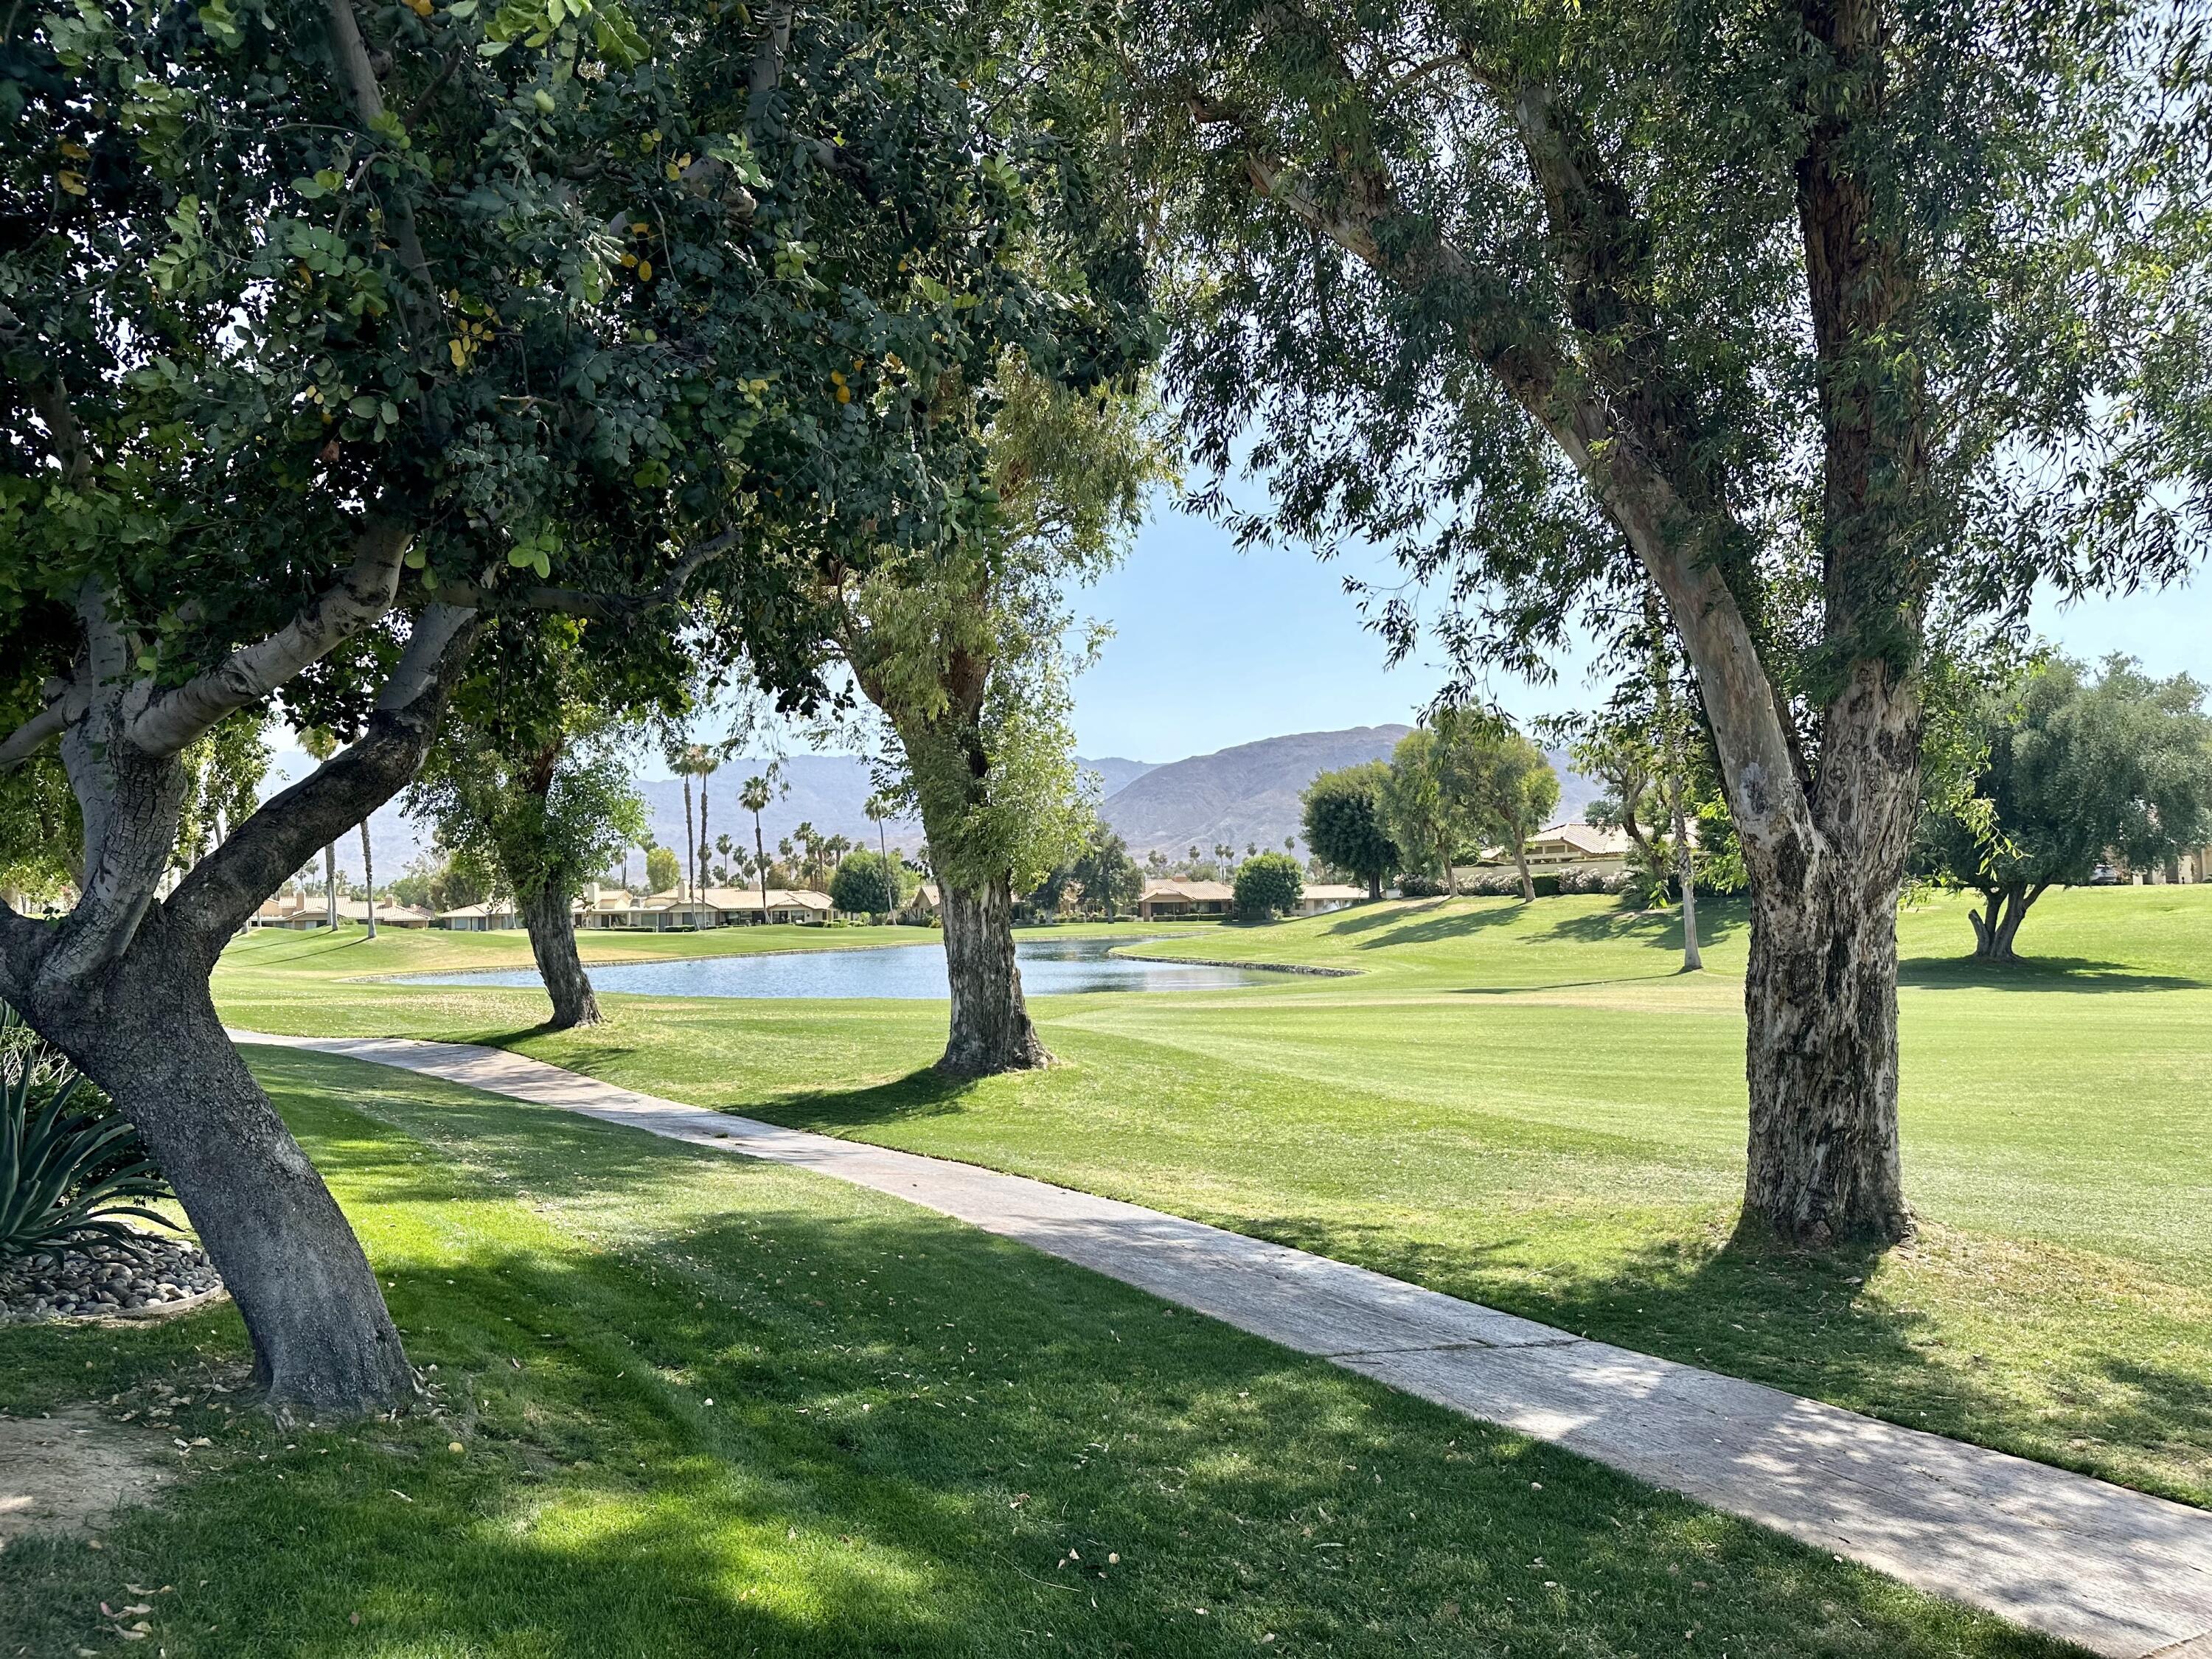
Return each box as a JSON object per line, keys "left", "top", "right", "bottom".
{"left": 1096, "top": 726, "right": 1604, "bottom": 857}
{"left": 1099, "top": 725, "right": 1415, "bottom": 855}
{"left": 1082, "top": 757, "right": 1158, "bottom": 798}
{"left": 271, "top": 723, "right": 1601, "bottom": 883}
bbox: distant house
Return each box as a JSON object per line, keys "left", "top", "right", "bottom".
{"left": 1294, "top": 883, "right": 1366, "bottom": 917}
{"left": 434, "top": 901, "right": 521, "bottom": 931}
{"left": 902, "top": 883, "right": 941, "bottom": 923}
{"left": 576, "top": 887, "right": 718, "bottom": 931}
{"left": 335, "top": 898, "right": 434, "bottom": 929}
{"left": 706, "top": 886, "right": 834, "bottom": 927}
{"left": 1509, "top": 821, "right": 1636, "bottom": 879}
{"left": 573, "top": 884, "right": 832, "bottom": 929}
{"left": 1136, "top": 878, "right": 1234, "bottom": 919}
{"left": 249, "top": 894, "right": 316, "bottom": 928}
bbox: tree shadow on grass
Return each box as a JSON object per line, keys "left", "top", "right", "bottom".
{"left": 769, "top": 1066, "right": 982, "bottom": 1133}
{"left": 1343, "top": 902, "right": 1529, "bottom": 951}
{"left": 1897, "top": 956, "right": 2206, "bottom": 993}
{"left": 1, "top": 1094, "right": 2077, "bottom": 1658}
{"left": 1537, "top": 896, "right": 1750, "bottom": 952}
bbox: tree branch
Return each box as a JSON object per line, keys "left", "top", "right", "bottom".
{"left": 1207, "top": 64, "right": 1815, "bottom": 850}
{"left": 164, "top": 604, "right": 480, "bottom": 950}
{"left": 326, "top": 0, "right": 439, "bottom": 341}
{"left": 126, "top": 515, "right": 415, "bottom": 758}
{"left": 422, "top": 529, "right": 735, "bottom": 621}
{"left": 0, "top": 703, "right": 64, "bottom": 771}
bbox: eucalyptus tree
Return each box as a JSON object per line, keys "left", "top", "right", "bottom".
{"left": 835, "top": 360, "right": 1168, "bottom": 1074}
{"left": 1127, "top": 0, "right": 2212, "bottom": 1245}
{"left": 1, "top": 0, "right": 1112, "bottom": 1409}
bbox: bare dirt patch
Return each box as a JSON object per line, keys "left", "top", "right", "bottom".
{"left": 0, "top": 1409, "right": 178, "bottom": 1550}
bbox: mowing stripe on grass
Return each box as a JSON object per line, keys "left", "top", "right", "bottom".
{"left": 232, "top": 1027, "right": 2212, "bottom": 1659}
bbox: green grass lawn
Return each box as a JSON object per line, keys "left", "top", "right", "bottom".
{"left": 208, "top": 886, "right": 2212, "bottom": 1509}
{"left": 0, "top": 1049, "right": 2065, "bottom": 1658}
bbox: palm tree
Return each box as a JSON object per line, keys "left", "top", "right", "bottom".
{"left": 739, "top": 773, "right": 776, "bottom": 925}
{"left": 864, "top": 792, "right": 893, "bottom": 863}
{"left": 360, "top": 818, "right": 377, "bottom": 939}
{"left": 299, "top": 728, "right": 341, "bottom": 928}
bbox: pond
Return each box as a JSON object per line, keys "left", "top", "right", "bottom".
{"left": 403, "top": 933, "right": 1279, "bottom": 1000}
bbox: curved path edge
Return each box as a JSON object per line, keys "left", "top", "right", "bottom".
{"left": 231, "top": 1027, "right": 2212, "bottom": 1658}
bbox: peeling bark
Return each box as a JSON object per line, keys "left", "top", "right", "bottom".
{"left": 523, "top": 881, "right": 600, "bottom": 1028}
{"left": 936, "top": 874, "right": 1048, "bottom": 1076}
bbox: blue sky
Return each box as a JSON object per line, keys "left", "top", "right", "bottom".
{"left": 1070, "top": 494, "right": 2212, "bottom": 764}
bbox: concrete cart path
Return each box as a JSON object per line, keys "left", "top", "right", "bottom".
{"left": 233, "top": 1028, "right": 2212, "bottom": 1659}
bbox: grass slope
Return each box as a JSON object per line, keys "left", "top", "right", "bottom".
{"left": 210, "top": 887, "right": 2212, "bottom": 1508}
{"left": 1, "top": 1050, "right": 2062, "bottom": 1658}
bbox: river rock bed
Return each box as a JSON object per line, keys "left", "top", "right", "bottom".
{"left": 0, "top": 1231, "right": 223, "bottom": 1324}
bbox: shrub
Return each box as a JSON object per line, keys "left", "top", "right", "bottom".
{"left": 1557, "top": 867, "right": 1635, "bottom": 896}
{"left": 1464, "top": 868, "right": 1522, "bottom": 897}
{"left": 1, "top": 1006, "right": 175, "bottom": 1260}
{"left": 1397, "top": 872, "right": 1448, "bottom": 898}
{"left": 1233, "top": 851, "right": 1304, "bottom": 920}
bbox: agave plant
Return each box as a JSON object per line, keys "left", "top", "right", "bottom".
{"left": 1, "top": 1006, "right": 177, "bottom": 1260}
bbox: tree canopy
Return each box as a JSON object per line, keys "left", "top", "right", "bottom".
{"left": 830, "top": 849, "right": 912, "bottom": 917}
{"left": 1232, "top": 849, "right": 1304, "bottom": 920}
{"left": 1301, "top": 762, "right": 1397, "bottom": 899}
{"left": 1916, "top": 656, "right": 2212, "bottom": 960}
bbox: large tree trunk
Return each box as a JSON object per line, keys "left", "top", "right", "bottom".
{"left": 937, "top": 874, "right": 1048, "bottom": 1076}
{"left": 1741, "top": 865, "right": 1909, "bottom": 1247}
{"left": 0, "top": 602, "right": 475, "bottom": 1413}
{"left": 523, "top": 881, "right": 599, "bottom": 1028}
{"left": 1367, "top": 871, "right": 1382, "bottom": 902}
{"left": 1512, "top": 843, "right": 1534, "bottom": 902}
{"left": 41, "top": 944, "right": 414, "bottom": 1414}
{"left": 1735, "top": 667, "right": 1919, "bottom": 1248}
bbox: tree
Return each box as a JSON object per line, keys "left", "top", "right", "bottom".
{"left": 358, "top": 821, "right": 378, "bottom": 939}
{"left": 830, "top": 849, "right": 911, "bottom": 919}
{"left": 1380, "top": 728, "right": 1468, "bottom": 893}
{"left": 1917, "top": 658, "right": 2212, "bottom": 961}
{"left": 389, "top": 854, "right": 487, "bottom": 916}
{"left": 1233, "top": 850, "right": 1304, "bottom": 920}
{"left": 1301, "top": 762, "right": 1397, "bottom": 900}
{"left": 2, "top": 0, "right": 985, "bottom": 1407}
{"left": 1441, "top": 718, "right": 1558, "bottom": 903}
{"left": 1561, "top": 599, "right": 1715, "bottom": 968}
{"left": 1128, "top": 0, "right": 2212, "bottom": 1245}
{"left": 408, "top": 631, "right": 655, "bottom": 1026}
{"left": 836, "top": 359, "right": 1168, "bottom": 1075}
{"left": 1071, "top": 822, "right": 1144, "bottom": 920}
{"left": 645, "top": 846, "right": 682, "bottom": 894}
